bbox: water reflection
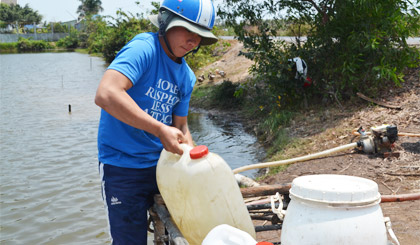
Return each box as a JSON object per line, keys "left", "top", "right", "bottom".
{"left": 189, "top": 108, "right": 265, "bottom": 177}
{"left": 0, "top": 52, "right": 109, "bottom": 244}
{"left": 0, "top": 52, "right": 265, "bottom": 244}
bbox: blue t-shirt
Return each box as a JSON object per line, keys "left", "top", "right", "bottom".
{"left": 97, "top": 32, "right": 196, "bottom": 169}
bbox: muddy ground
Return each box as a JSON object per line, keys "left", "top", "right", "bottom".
{"left": 197, "top": 40, "right": 420, "bottom": 244}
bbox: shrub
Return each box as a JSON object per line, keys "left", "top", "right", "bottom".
{"left": 56, "top": 27, "right": 79, "bottom": 48}
{"left": 210, "top": 80, "right": 244, "bottom": 108}
{"left": 100, "top": 11, "right": 155, "bottom": 63}
{"left": 85, "top": 16, "right": 110, "bottom": 54}
{"left": 219, "top": 0, "right": 420, "bottom": 108}
{"left": 17, "top": 38, "right": 53, "bottom": 51}
{"left": 0, "top": 42, "right": 17, "bottom": 52}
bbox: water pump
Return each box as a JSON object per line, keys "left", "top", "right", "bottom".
{"left": 357, "top": 125, "right": 398, "bottom": 154}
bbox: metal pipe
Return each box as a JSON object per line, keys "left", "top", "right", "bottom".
{"left": 381, "top": 192, "right": 420, "bottom": 202}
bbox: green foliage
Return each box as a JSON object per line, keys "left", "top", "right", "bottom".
{"left": 209, "top": 80, "right": 244, "bottom": 108}
{"left": 186, "top": 26, "right": 232, "bottom": 71}
{"left": 84, "top": 16, "right": 109, "bottom": 53}
{"left": 48, "top": 22, "right": 69, "bottom": 33}
{"left": 56, "top": 27, "right": 79, "bottom": 48}
{"left": 302, "top": 0, "right": 420, "bottom": 95}
{"left": 0, "top": 42, "right": 17, "bottom": 52}
{"left": 185, "top": 43, "right": 218, "bottom": 71}
{"left": 150, "top": 1, "right": 160, "bottom": 15}
{"left": 51, "top": 1, "right": 220, "bottom": 71}
{"left": 0, "top": 20, "right": 7, "bottom": 28}
{"left": 248, "top": 107, "right": 294, "bottom": 157}
{"left": 261, "top": 110, "right": 294, "bottom": 133}
{"left": 219, "top": 0, "right": 420, "bottom": 108}
{"left": 16, "top": 37, "right": 53, "bottom": 51}
{"left": 0, "top": 3, "right": 42, "bottom": 30}
{"left": 190, "top": 81, "right": 244, "bottom": 109}
{"left": 191, "top": 85, "right": 213, "bottom": 100}
{"left": 186, "top": 32, "right": 230, "bottom": 71}
{"left": 100, "top": 11, "right": 156, "bottom": 63}
{"left": 266, "top": 128, "right": 290, "bottom": 161}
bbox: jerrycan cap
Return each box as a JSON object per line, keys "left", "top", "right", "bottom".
{"left": 190, "top": 145, "right": 209, "bottom": 159}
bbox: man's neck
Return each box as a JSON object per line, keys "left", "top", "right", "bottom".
{"left": 159, "top": 35, "right": 181, "bottom": 63}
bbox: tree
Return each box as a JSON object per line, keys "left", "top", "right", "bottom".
{"left": 77, "top": 0, "right": 104, "bottom": 20}
{"left": 0, "top": 3, "right": 42, "bottom": 31}
{"left": 218, "top": 0, "right": 420, "bottom": 110}
{"left": 150, "top": 1, "right": 160, "bottom": 15}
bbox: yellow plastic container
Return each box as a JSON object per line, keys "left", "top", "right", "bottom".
{"left": 156, "top": 144, "right": 256, "bottom": 245}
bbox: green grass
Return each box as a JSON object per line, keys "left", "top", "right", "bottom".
{"left": 191, "top": 85, "right": 213, "bottom": 100}
{"left": 0, "top": 42, "right": 18, "bottom": 53}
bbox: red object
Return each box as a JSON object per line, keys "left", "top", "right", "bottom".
{"left": 189, "top": 145, "right": 209, "bottom": 159}
{"left": 303, "top": 77, "right": 312, "bottom": 87}
{"left": 256, "top": 242, "right": 274, "bottom": 245}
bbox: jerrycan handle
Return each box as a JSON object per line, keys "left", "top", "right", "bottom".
{"left": 179, "top": 143, "right": 193, "bottom": 153}
{"left": 163, "top": 144, "right": 192, "bottom": 163}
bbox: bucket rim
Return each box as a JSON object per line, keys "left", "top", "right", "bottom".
{"left": 289, "top": 174, "right": 381, "bottom": 206}
{"left": 289, "top": 192, "right": 381, "bottom": 207}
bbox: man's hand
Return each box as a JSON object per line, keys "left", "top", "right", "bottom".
{"left": 157, "top": 125, "right": 187, "bottom": 155}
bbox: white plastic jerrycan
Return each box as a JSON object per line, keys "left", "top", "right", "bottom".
{"left": 156, "top": 144, "right": 256, "bottom": 245}
{"left": 202, "top": 224, "right": 257, "bottom": 245}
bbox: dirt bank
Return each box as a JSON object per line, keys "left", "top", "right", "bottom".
{"left": 198, "top": 40, "right": 420, "bottom": 244}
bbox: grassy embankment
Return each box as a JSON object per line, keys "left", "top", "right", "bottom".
{"left": 190, "top": 44, "right": 420, "bottom": 178}
{"left": 0, "top": 39, "right": 66, "bottom": 53}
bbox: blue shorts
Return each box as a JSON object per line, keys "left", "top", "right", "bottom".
{"left": 99, "top": 162, "right": 159, "bottom": 245}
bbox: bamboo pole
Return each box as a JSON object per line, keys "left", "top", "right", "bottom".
{"left": 152, "top": 195, "right": 189, "bottom": 245}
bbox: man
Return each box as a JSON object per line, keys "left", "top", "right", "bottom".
{"left": 94, "top": 0, "right": 218, "bottom": 243}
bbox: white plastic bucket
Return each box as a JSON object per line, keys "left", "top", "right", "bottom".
{"left": 281, "top": 174, "right": 388, "bottom": 245}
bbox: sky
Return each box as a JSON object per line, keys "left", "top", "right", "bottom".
{"left": 17, "top": 0, "right": 156, "bottom": 22}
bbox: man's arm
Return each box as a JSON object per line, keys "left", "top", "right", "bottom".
{"left": 172, "top": 115, "right": 194, "bottom": 147}
{"left": 95, "top": 69, "right": 186, "bottom": 154}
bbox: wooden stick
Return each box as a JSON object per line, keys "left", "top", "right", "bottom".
{"left": 384, "top": 172, "right": 420, "bottom": 177}
{"left": 255, "top": 224, "right": 282, "bottom": 232}
{"left": 356, "top": 92, "right": 402, "bottom": 110}
{"left": 250, "top": 214, "right": 274, "bottom": 221}
{"left": 241, "top": 183, "right": 291, "bottom": 198}
{"left": 149, "top": 207, "right": 166, "bottom": 245}
{"left": 247, "top": 202, "right": 288, "bottom": 211}
{"left": 153, "top": 195, "right": 189, "bottom": 245}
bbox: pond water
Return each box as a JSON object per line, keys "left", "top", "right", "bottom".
{"left": 0, "top": 52, "right": 264, "bottom": 244}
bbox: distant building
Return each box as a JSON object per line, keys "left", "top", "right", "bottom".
{"left": 0, "top": 0, "right": 18, "bottom": 5}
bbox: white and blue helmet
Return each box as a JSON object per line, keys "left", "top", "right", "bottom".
{"left": 149, "top": 0, "right": 218, "bottom": 46}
